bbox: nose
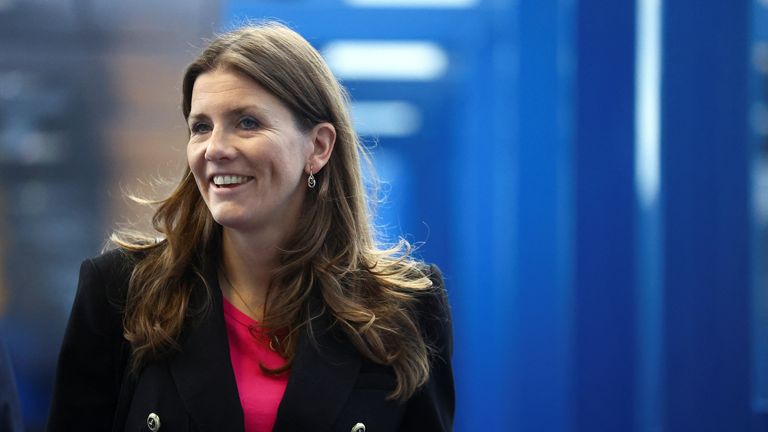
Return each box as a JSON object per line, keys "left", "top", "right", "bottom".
{"left": 204, "top": 127, "right": 237, "bottom": 161}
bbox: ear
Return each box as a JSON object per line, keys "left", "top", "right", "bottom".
{"left": 306, "top": 122, "right": 336, "bottom": 174}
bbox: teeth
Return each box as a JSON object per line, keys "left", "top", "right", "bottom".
{"left": 213, "top": 175, "right": 251, "bottom": 186}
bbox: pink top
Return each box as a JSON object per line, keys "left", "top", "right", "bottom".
{"left": 222, "top": 297, "right": 290, "bottom": 432}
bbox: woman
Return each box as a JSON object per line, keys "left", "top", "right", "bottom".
{"left": 48, "top": 22, "right": 453, "bottom": 432}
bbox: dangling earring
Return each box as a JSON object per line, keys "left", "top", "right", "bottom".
{"left": 307, "top": 164, "right": 316, "bottom": 189}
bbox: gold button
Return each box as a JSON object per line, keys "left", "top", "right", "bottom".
{"left": 351, "top": 423, "right": 366, "bottom": 432}
{"left": 147, "top": 413, "right": 161, "bottom": 431}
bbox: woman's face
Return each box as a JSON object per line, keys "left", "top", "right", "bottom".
{"left": 186, "top": 68, "right": 312, "bottom": 237}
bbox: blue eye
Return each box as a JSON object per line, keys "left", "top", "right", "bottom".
{"left": 239, "top": 116, "right": 259, "bottom": 130}
{"left": 190, "top": 122, "right": 211, "bottom": 134}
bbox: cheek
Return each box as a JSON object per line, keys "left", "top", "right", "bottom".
{"left": 186, "top": 146, "right": 207, "bottom": 189}
{"left": 260, "top": 142, "right": 300, "bottom": 177}
{"left": 275, "top": 152, "right": 307, "bottom": 183}
{"left": 186, "top": 143, "right": 199, "bottom": 168}
{"left": 279, "top": 137, "right": 313, "bottom": 174}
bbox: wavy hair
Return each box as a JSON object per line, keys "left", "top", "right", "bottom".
{"left": 112, "top": 21, "right": 435, "bottom": 401}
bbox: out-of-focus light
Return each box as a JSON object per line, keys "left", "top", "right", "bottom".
{"left": 323, "top": 41, "right": 448, "bottom": 81}
{"left": 345, "top": 0, "right": 478, "bottom": 7}
{"left": 751, "top": 103, "right": 768, "bottom": 136}
{"left": 351, "top": 101, "right": 422, "bottom": 137}
{"left": 0, "top": 0, "right": 13, "bottom": 13}
{"left": 755, "top": 158, "right": 768, "bottom": 224}
{"left": 0, "top": 72, "right": 25, "bottom": 100}
{"left": 753, "top": 43, "right": 768, "bottom": 74}
{"left": 635, "top": 0, "right": 662, "bottom": 209}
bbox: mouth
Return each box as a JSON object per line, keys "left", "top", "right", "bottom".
{"left": 210, "top": 174, "right": 254, "bottom": 189}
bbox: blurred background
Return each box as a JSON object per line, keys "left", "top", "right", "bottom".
{"left": 0, "top": 0, "right": 765, "bottom": 431}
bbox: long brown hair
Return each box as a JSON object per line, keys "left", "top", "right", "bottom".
{"left": 112, "top": 21, "right": 435, "bottom": 401}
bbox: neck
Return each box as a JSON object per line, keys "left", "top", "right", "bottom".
{"left": 219, "top": 227, "right": 283, "bottom": 320}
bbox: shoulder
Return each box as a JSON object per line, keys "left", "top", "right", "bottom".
{"left": 414, "top": 264, "right": 453, "bottom": 357}
{"left": 423, "top": 264, "right": 450, "bottom": 313}
{"left": 72, "top": 248, "right": 143, "bottom": 332}
{"left": 83, "top": 247, "right": 146, "bottom": 293}
{"left": 416, "top": 264, "right": 450, "bottom": 318}
{"left": 399, "top": 264, "right": 455, "bottom": 429}
{"left": 87, "top": 247, "right": 142, "bottom": 281}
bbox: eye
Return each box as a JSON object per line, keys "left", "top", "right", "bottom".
{"left": 238, "top": 116, "right": 260, "bottom": 130}
{"left": 190, "top": 121, "right": 211, "bottom": 134}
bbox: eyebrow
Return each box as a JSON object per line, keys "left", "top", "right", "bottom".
{"left": 187, "top": 105, "right": 272, "bottom": 123}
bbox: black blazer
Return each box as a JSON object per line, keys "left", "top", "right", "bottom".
{"left": 47, "top": 249, "right": 454, "bottom": 431}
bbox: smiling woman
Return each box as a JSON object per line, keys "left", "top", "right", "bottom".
{"left": 46, "top": 22, "right": 454, "bottom": 432}
{"left": 186, "top": 68, "right": 329, "bottom": 239}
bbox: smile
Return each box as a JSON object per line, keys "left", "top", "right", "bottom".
{"left": 211, "top": 175, "right": 254, "bottom": 187}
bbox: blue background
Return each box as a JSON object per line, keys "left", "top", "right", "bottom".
{"left": 1, "top": 0, "right": 767, "bottom": 430}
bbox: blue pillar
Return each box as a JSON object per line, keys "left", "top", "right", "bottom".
{"left": 573, "top": 0, "right": 638, "bottom": 431}
{"left": 511, "top": 1, "right": 575, "bottom": 430}
{"left": 661, "top": 1, "right": 752, "bottom": 430}
{"left": 752, "top": 2, "right": 768, "bottom": 430}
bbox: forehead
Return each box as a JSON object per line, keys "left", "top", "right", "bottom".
{"left": 189, "top": 68, "right": 288, "bottom": 118}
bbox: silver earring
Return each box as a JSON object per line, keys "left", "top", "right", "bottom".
{"left": 308, "top": 166, "right": 316, "bottom": 189}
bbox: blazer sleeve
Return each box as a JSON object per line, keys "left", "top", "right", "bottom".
{"left": 47, "top": 252, "right": 131, "bottom": 431}
{"left": 400, "top": 265, "right": 455, "bottom": 431}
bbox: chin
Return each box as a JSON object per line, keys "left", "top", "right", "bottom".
{"left": 214, "top": 218, "right": 255, "bottom": 232}
{"left": 209, "top": 208, "right": 253, "bottom": 230}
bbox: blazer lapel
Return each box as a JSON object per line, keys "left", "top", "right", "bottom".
{"left": 273, "top": 295, "right": 362, "bottom": 432}
{"left": 167, "top": 262, "right": 361, "bottom": 432}
{"left": 168, "top": 264, "right": 245, "bottom": 432}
